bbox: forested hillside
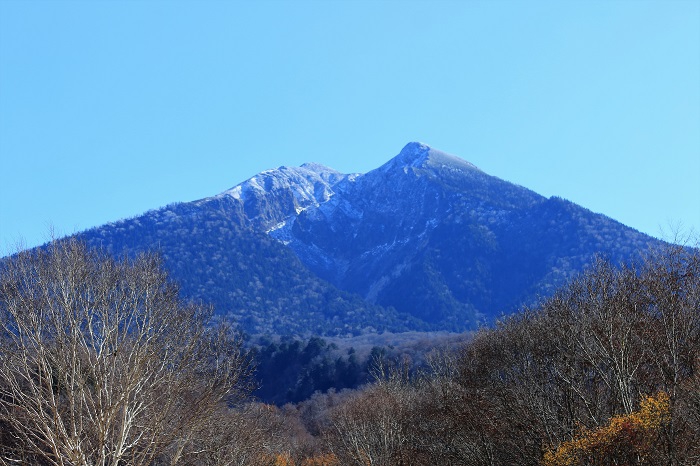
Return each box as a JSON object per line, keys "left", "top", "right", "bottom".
{"left": 77, "top": 143, "right": 664, "bottom": 335}
{"left": 0, "top": 146, "right": 689, "bottom": 463}
{"left": 247, "top": 242, "right": 700, "bottom": 465}
{"left": 78, "top": 202, "right": 422, "bottom": 336}
{"left": 2, "top": 239, "right": 697, "bottom": 465}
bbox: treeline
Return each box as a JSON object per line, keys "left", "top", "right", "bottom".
{"left": 252, "top": 337, "right": 370, "bottom": 404}
{"left": 251, "top": 333, "right": 469, "bottom": 404}
{"left": 0, "top": 238, "right": 698, "bottom": 465}
{"left": 289, "top": 243, "right": 700, "bottom": 465}
{"left": 256, "top": 243, "right": 700, "bottom": 465}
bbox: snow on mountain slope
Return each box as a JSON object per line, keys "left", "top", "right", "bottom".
{"left": 376, "top": 141, "right": 481, "bottom": 174}
{"left": 194, "top": 142, "right": 660, "bottom": 329}
{"left": 78, "top": 142, "right": 664, "bottom": 334}
{"left": 197, "top": 163, "right": 354, "bottom": 232}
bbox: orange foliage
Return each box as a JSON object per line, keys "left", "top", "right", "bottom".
{"left": 542, "top": 391, "right": 670, "bottom": 466}
{"left": 300, "top": 453, "right": 340, "bottom": 466}
{"left": 273, "top": 453, "right": 294, "bottom": 466}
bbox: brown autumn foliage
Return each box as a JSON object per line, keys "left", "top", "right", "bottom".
{"left": 320, "top": 243, "right": 700, "bottom": 465}
{"left": 542, "top": 391, "right": 671, "bottom": 466}
{"left": 1, "top": 239, "right": 697, "bottom": 465}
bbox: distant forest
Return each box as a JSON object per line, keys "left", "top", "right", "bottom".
{"left": 251, "top": 332, "right": 470, "bottom": 405}
{"left": 0, "top": 239, "right": 698, "bottom": 465}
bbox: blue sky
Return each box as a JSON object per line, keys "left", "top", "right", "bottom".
{"left": 1, "top": 0, "right": 698, "bottom": 252}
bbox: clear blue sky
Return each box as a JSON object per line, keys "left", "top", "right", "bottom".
{"left": 1, "top": 0, "right": 698, "bottom": 252}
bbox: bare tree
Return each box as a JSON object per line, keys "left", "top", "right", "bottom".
{"left": 180, "top": 402, "right": 292, "bottom": 466}
{"left": 0, "top": 239, "right": 252, "bottom": 466}
{"left": 641, "top": 243, "right": 700, "bottom": 463}
{"left": 326, "top": 357, "right": 417, "bottom": 466}
{"left": 444, "top": 245, "right": 700, "bottom": 465}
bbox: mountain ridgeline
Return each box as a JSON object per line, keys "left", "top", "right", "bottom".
{"left": 80, "top": 143, "right": 662, "bottom": 336}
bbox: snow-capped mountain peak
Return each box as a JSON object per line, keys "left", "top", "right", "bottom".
{"left": 78, "top": 142, "right": 663, "bottom": 336}
{"left": 221, "top": 164, "right": 343, "bottom": 202}
{"left": 379, "top": 141, "right": 482, "bottom": 175}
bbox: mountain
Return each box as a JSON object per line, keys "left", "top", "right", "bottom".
{"left": 79, "top": 201, "right": 419, "bottom": 337}
{"left": 79, "top": 142, "right": 663, "bottom": 336}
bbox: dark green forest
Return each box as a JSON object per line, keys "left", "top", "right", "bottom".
{"left": 251, "top": 332, "right": 469, "bottom": 405}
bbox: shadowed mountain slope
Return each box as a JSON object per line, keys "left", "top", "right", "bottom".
{"left": 80, "top": 142, "right": 663, "bottom": 335}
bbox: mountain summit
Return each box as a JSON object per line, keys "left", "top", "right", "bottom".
{"left": 381, "top": 142, "right": 482, "bottom": 173}
{"left": 80, "top": 143, "right": 662, "bottom": 335}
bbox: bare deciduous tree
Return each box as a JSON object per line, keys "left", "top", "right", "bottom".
{"left": 444, "top": 244, "right": 700, "bottom": 465}
{"left": 326, "top": 357, "right": 417, "bottom": 466}
{"left": 0, "top": 239, "right": 252, "bottom": 466}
